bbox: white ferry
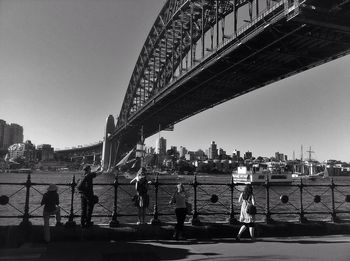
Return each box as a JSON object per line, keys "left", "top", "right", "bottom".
{"left": 232, "top": 164, "right": 293, "bottom": 185}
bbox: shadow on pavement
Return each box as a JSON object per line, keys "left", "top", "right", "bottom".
{"left": 258, "top": 239, "right": 350, "bottom": 244}
{"left": 42, "top": 240, "right": 204, "bottom": 261}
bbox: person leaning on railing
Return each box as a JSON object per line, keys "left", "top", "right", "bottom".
{"left": 78, "top": 164, "right": 104, "bottom": 228}
{"left": 41, "top": 184, "right": 63, "bottom": 243}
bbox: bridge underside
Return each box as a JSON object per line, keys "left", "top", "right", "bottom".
{"left": 113, "top": 1, "right": 350, "bottom": 160}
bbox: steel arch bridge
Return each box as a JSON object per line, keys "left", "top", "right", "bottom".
{"left": 105, "top": 0, "right": 350, "bottom": 167}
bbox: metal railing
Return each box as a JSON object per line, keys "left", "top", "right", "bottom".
{"left": 1, "top": 173, "right": 350, "bottom": 227}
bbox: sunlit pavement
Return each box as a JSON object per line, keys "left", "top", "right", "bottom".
{"left": 0, "top": 235, "right": 349, "bottom": 261}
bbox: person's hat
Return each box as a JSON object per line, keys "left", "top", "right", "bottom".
{"left": 83, "top": 165, "right": 91, "bottom": 171}
{"left": 47, "top": 184, "right": 57, "bottom": 192}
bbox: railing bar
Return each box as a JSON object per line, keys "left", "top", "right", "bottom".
{"left": 6, "top": 203, "right": 24, "bottom": 214}
{"left": 8, "top": 186, "right": 25, "bottom": 198}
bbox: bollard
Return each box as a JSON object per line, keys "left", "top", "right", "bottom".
{"left": 19, "top": 174, "right": 32, "bottom": 227}
{"left": 191, "top": 172, "right": 201, "bottom": 226}
{"left": 299, "top": 178, "right": 307, "bottom": 223}
{"left": 151, "top": 172, "right": 161, "bottom": 225}
{"left": 227, "top": 176, "right": 237, "bottom": 224}
{"left": 109, "top": 174, "right": 119, "bottom": 227}
{"left": 330, "top": 178, "right": 339, "bottom": 223}
{"left": 66, "top": 175, "right": 77, "bottom": 227}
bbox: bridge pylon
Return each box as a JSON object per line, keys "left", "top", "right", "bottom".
{"left": 101, "top": 115, "right": 116, "bottom": 171}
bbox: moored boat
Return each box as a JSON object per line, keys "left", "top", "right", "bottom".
{"left": 232, "top": 164, "right": 293, "bottom": 185}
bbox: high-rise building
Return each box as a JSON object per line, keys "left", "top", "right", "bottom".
{"left": 219, "top": 148, "right": 227, "bottom": 159}
{"left": 179, "top": 146, "right": 187, "bottom": 158}
{"left": 275, "top": 152, "right": 285, "bottom": 162}
{"left": 0, "top": 120, "right": 6, "bottom": 149}
{"left": 232, "top": 149, "right": 240, "bottom": 161}
{"left": 0, "top": 120, "right": 23, "bottom": 149}
{"left": 10, "top": 124, "right": 23, "bottom": 145}
{"left": 208, "top": 141, "right": 218, "bottom": 160}
{"left": 156, "top": 137, "right": 167, "bottom": 155}
{"left": 244, "top": 151, "right": 253, "bottom": 160}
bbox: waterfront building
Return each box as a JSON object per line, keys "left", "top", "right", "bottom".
{"left": 0, "top": 120, "right": 23, "bottom": 150}
{"left": 36, "top": 144, "right": 54, "bottom": 161}
{"left": 8, "top": 140, "right": 36, "bottom": 163}
{"left": 156, "top": 137, "right": 167, "bottom": 156}
{"left": 275, "top": 152, "right": 285, "bottom": 162}
{"left": 219, "top": 148, "right": 228, "bottom": 159}
{"left": 194, "top": 149, "right": 206, "bottom": 160}
{"left": 244, "top": 151, "right": 252, "bottom": 160}
{"left": 208, "top": 141, "right": 218, "bottom": 160}
{"left": 185, "top": 151, "right": 195, "bottom": 161}
{"left": 170, "top": 146, "right": 177, "bottom": 154}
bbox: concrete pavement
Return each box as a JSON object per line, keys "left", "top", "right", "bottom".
{"left": 0, "top": 235, "right": 349, "bottom": 261}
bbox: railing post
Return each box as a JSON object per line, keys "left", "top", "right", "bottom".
{"left": 151, "top": 172, "right": 161, "bottom": 225}
{"left": 265, "top": 175, "right": 273, "bottom": 224}
{"left": 109, "top": 174, "right": 119, "bottom": 227}
{"left": 191, "top": 172, "right": 201, "bottom": 225}
{"left": 299, "top": 178, "right": 307, "bottom": 223}
{"left": 227, "top": 176, "right": 237, "bottom": 224}
{"left": 330, "top": 178, "right": 339, "bottom": 223}
{"left": 19, "top": 174, "right": 32, "bottom": 227}
{"left": 66, "top": 175, "right": 77, "bottom": 227}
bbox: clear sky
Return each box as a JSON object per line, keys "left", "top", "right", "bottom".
{"left": 1, "top": 0, "right": 349, "bottom": 162}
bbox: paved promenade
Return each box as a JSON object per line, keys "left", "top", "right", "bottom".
{"left": 1, "top": 222, "right": 350, "bottom": 260}
{"left": 0, "top": 235, "right": 349, "bottom": 261}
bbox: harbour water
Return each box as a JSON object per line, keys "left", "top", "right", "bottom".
{"left": 0, "top": 171, "right": 349, "bottom": 226}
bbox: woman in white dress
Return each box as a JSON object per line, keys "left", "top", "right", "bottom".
{"left": 236, "top": 184, "right": 256, "bottom": 241}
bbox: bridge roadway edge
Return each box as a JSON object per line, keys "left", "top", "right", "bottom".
{"left": 1, "top": 221, "right": 350, "bottom": 248}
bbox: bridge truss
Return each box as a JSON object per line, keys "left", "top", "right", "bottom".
{"left": 109, "top": 0, "right": 350, "bottom": 163}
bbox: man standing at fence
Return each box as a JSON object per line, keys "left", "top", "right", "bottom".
{"left": 78, "top": 165, "right": 104, "bottom": 228}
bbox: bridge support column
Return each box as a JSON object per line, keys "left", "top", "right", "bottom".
{"left": 101, "top": 115, "right": 115, "bottom": 170}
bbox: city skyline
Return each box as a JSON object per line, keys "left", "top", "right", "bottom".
{"left": 1, "top": 0, "right": 349, "bottom": 162}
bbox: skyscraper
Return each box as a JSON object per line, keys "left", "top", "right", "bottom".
{"left": 156, "top": 137, "right": 167, "bottom": 156}
{"left": 0, "top": 120, "right": 23, "bottom": 149}
{"left": 208, "top": 141, "right": 218, "bottom": 160}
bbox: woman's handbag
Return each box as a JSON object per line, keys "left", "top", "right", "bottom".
{"left": 185, "top": 202, "right": 192, "bottom": 215}
{"left": 246, "top": 203, "right": 257, "bottom": 215}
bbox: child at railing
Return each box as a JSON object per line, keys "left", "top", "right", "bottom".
{"left": 41, "top": 184, "right": 63, "bottom": 243}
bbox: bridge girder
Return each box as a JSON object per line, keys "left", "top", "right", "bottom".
{"left": 110, "top": 0, "right": 350, "bottom": 162}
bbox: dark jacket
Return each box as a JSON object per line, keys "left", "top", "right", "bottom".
{"left": 41, "top": 191, "right": 59, "bottom": 212}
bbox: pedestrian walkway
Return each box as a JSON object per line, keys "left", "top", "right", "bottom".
{"left": 0, "top": 235, "right": 349, "bottom": 261}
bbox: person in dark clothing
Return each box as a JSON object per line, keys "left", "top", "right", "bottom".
{"left": 80, "top": 165, "right": 103, "bottom": 228}
{"left": 41, "top": 184, "right": 62, "bottom": 243}
{"left": 131, "top": 167, "right": 150, "bottom": 224}
{"left": 169, "top": 183, "right": 188, "bottom": 240}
